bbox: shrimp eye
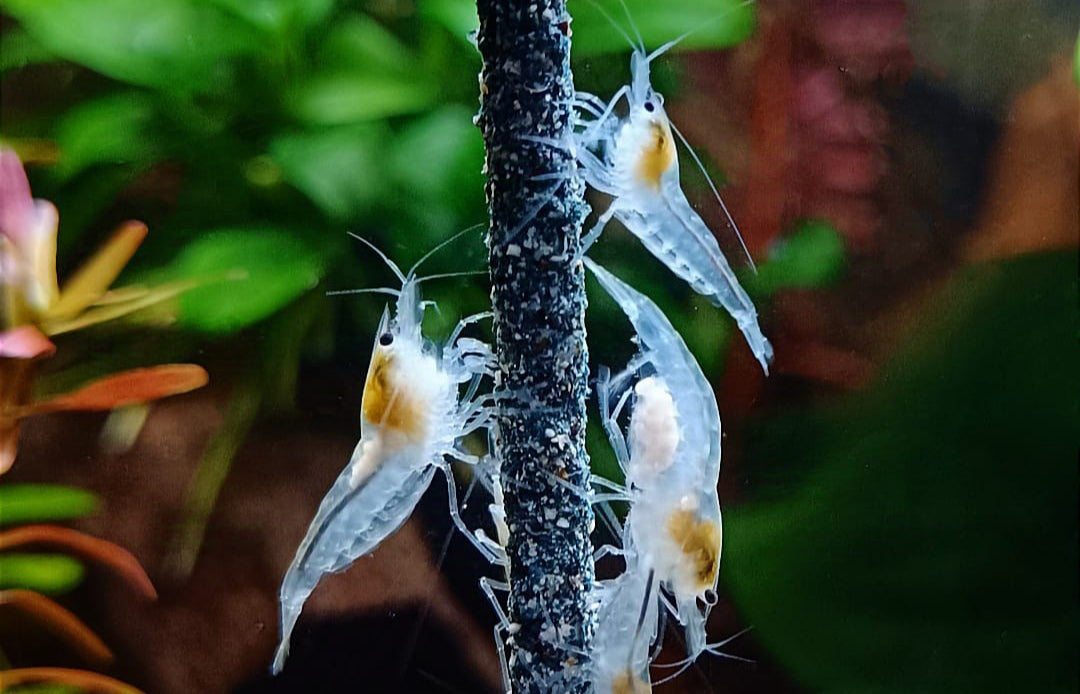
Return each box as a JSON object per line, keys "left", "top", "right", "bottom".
{"left": 379, "top": 332, "right": 394, "bottom": 347}
{"left": 643, "top": 100, "right": 655, "bottom": 113}
{"left": 703, "top": 588, "right": 719, "bottom": 606}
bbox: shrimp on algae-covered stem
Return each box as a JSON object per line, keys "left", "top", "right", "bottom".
{"left": 585, "top": 258, "right": 751, "bottom": 689}
{"left": 271, "top": 230, "right": 498, "bottom": 674}
{"left": 525, "top": 0, "right": 771, "bottom": 372}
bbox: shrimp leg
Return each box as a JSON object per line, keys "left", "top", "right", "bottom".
{"left": 438, "top": 461, "right": 507, "bottom": 566}
{"left": 479, "top": 577, "right": 513, "bottom": 694}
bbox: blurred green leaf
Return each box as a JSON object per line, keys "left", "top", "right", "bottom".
{"left": 53, "top": 93, "right": 158, "bottom": 180}
{"left": 151, "top": 228, "right": 325, "bottom": 333}
{"left": 207, "top": 0, "right": 333, "bottom": 35}
{"left": 747, "top": 219, "right": 846, "bottom": 296}
{"left": 318, "top": 13, "right": 415, "bottom": 76}
{"left": 0, "top": 554, "right": 85, "bottom": 594}
{"left": 288, "top": 74, "right": 435, "bottom": 125}
{"left": 271, "top": 126, "right": 386, "bottom": 219}
{"left": 4, "top": 686, "right": 81, "bottom": 694}
{"left": 388, "top": 106, "right": 485, "bottom": 207}
{"left": 3, "top": 0, "right": 258, "bottom": 91}
{"left": 419, "top": 0, "right": 480, "bottom": 47}
{"left": 1074, "top": 31, "right": 1079, "bottom": 88}
{"left": 0, "top": 28, "right": 54, "bottom": 71}
{"left": 570, "top": 0, "right": 756, "bottom": 57}
{"left": 0, "top": 485, "right": 99, "bottom": 527}
{"left": 726, "top": 252, "right": 1078, "bottom": 692}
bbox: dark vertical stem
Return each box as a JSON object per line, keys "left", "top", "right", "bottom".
{"left": 475, "top": 1, "right": 595, "bottom": 692}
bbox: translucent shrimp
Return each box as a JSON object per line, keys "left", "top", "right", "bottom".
{"left": 591, "top": 548, "right": 659, "bottom": 694}
{"left": 271, "top": 238, "right": 496, "bottom": 675}
{"left": 585, "top": 257, "right": 723, "bottom": 664}
{"left": 573, "top": 0, "right": 772, "bottom": 373}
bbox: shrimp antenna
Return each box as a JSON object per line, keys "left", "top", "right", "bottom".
{"left": 669, "top": 121, "right": 757, "bottom": 272}
{"left": 651, "top": 626, "right": 756, "bottom": 668}
{"left": 580, "top": 0, "right": 638, "bottom": 55}
{"left": 347, "top": 232, "right": 407, "bottom": 285}
{"left": 326, "top": 287, "right": 402, "bottom": 298}
{"left": 615, "top": 0, "right": 645, "bottom": 53}
{"left": 646, "top": 0, "right": 756, "bottom": 64}
{"left": 416, "top": 269, "right": 488, "bottom": 285}
{"left": 406, "top": 222, "right": 486, "bottom": 279}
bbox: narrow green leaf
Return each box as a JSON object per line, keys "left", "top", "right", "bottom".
{"left": 0, "top": 485, "right": 98, "bottom": 527}
{"left": 0, "top": 554, "right": 85, "bottom": 594}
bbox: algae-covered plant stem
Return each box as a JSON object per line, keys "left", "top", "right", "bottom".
{"left": 475, "top": 0, "right": 596, "bottom": 691}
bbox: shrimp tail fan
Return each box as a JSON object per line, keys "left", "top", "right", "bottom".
{"left": 271, "top": 444, "right": 436, "bottom": 674}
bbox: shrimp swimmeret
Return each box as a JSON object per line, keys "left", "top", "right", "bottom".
{"left": 585, "top": 257, "right": 724, "bottom": 666}
{"left": 571, "top": 2, "right": 772, "bottom": 373}
{"left": 272, "top": 238, "right": 495, "bottom": 674}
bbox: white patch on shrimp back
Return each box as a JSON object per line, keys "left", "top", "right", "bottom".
{"left": 628, "top": 376, "right": 680, "bottom": 481}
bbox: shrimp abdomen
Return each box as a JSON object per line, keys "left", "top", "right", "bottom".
{"left": 272, "top": 447, "right": 434, "bottom": 673}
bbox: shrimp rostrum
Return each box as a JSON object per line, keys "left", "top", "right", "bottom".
{"left": 572, "top": 2, "right": 773, "bottom": 373}
{"left": 272, "top": 240, "right": 494, "bottom": 674}
{"left": 585, "top": 257, "right": 724, "bottom": 667}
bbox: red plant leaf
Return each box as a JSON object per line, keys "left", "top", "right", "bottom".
{"left": 0, "top": 525, "right": 157, "bottom": 600}
{"left": 26, "top": 364, "right": 209, "bottom": 415}
{"left": 0, "top": 324, "right": 56, "bottom": 359}
{"left": 0, "top": 667, "right": 145, "bottom": 694}
{"left": 0, "top": 589, "right": 113, "bottom": 664}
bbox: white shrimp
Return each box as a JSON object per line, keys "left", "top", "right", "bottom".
{"left": 585, "top": 257, "right": 723, "bottom": 667}
{"left": 591, "top": 546, "right": 659, "bottom": 694}
{"left": 271, "top": 237, "right": 496, "bottom": 674}
{"left": 572, "top": 0, "right": 772, "bottom": 373}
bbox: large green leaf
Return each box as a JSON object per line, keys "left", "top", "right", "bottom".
{"left": 287, "top": 74, "right": 436, "bottom": 125}
{"left": 0, "top": 27, "right": 54, "bottom": 72}
{"left": 0, "top": 554, "right": 85, "bottom": 594}
{"left": 53, "top": 92, "right": 158, "bottom": 180}
{"left": 569, "top": 0, "right": 756, "bottom": 57}
{"left": 0, "top": 485, "right": 99, "bottom": 526}
{"left": 3, "top": 0, "right": 258, "bottom": 92}
{"left": 271, "top": 127, "right": 386, "bottom": 220}
{"left": 151, "top": 228, "right": 325, "bottom": 333}
{"left": 725, "top": 252, "right": 1079, "bottom": 692}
